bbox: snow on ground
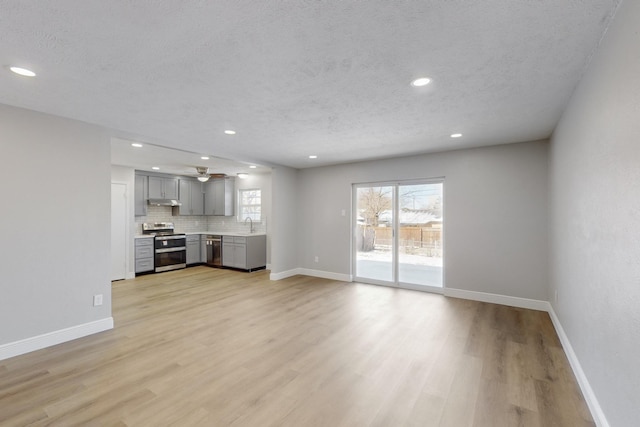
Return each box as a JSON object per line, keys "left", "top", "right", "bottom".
{"left": 357, "top": 249, "right": 443, "bottom": 267}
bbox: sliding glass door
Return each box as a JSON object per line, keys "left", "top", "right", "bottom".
{"left": 397, "top": 182, "right": 443, "bottom": 289}
{"left": 354, "top": 185, "right": 394, "bottom": 284}
{"left": 354, "top": 180, "right": 443, "bottom": 291}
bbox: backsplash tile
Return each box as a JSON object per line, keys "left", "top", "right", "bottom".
{"left": 207, "top": 216, "right": 267, "bottom": 234}
{"left": 135, "top": 205, "right": 266, "bottom": 234}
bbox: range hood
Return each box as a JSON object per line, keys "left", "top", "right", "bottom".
{"left": 148, "top": 199, "right": 181, "bottom": 207}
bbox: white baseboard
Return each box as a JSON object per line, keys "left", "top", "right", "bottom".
{"left": 270, "top": 267, "right": 352, "bottom": 282}
{"left": 0, "top": 317, "right": 114, "bottom": 361}
{"left": 443, "top": 287, "right": 549, "bottom": 311}
{"left": 270, "top": 268, "right": 302, "bottom": 281}
{"left": 298, "top": 268, "right": 352, "bottom": 282}
{"left": 547, "top": 306, "right": 610, "bottom": 427}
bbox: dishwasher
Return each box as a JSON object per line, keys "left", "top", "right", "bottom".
{"left": 205, "top": 235, "right": 222, "bottom": 267}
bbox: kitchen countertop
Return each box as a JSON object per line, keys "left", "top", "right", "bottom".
{"left": 183, "top": 231, "right": 266, "bottom": 237}
{"left": 135, "top": 231, "right": 266, "bottom": 238}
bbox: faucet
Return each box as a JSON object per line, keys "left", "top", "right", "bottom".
{"left": 244, "top": 216, "right": 254, "bottom": 233}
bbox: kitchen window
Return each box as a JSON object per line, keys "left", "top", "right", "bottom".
{"left": 239, "top": 188, "right": 261, "bottom": 221}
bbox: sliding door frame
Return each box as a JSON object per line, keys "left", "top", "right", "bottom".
{"left": 352, "top": 178, "right": 445, "bottom": 294}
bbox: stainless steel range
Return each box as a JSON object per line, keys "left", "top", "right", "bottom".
{"left": 142, "top": 222, "right": 186, "bottom": 273}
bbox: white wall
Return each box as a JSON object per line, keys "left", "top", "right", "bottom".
{"left": 0, "top": 104, "right": 113, "bottom": 349}
{"left": 549, "top": 0, "right": 639, "bottom": 425}
{"left": 297, "top": 141, "right": 549, "bottom": 300}
{"left": 111, "top": 165, "right": 136, "bottom": 279}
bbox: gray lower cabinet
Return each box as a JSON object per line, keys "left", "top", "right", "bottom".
{"left": 222, "top": 235, "right": 266, "bottom": 270}
{"left": 134, "top": 174, "right": 148, "bottom": 216}
{"left": 200, "top": 237, "right": 207, "bottom": 263}
{"left": 222, "top": 239, "right": 246, "bottom": 269}
{"left": 186, "top": 234, "right": 201, "bottom": 265}
{"left": 135, "top": 237, "right": 154, "bottom": 273}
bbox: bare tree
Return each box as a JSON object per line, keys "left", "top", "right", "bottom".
{"left": 356, "top": 187, "right": 392, "bottom": 252}
{"left": 358, "top": 187, "right": 392, "bottom": 226}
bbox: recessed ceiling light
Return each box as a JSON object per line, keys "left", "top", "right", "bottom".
{"left": 411, "top": 77, "right": 431, "bottom": 87}
{"left": 9, "top": 66, "right": 36, "bottom": 77}
{"left": 131, "top": 143, "right": 143, "bottom": 148}
{"left": 309, "top": 155, "right": 318, "bottom": 159}
{"left": 237, "top": 173, "right": 248, "bottom": 179}
{"left": 201, "top": 156, "right": 209, "bottom": 160}
{"left": 152, "top": 167, "right": 160, "bottom": 170}
{"left": 224, "top": 130, "right": 236, "bottom": 135}
{"left": 450, "top": 133, "right": 463, "bottom": 138}
{"left": 249, "top": 165, "right": 257, "bottom": 169}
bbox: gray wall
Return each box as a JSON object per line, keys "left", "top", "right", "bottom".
{"left": 270, "top": 166, "right": 299, "bottom": 274}
{"left": 549, "top": 0, "right": 639, "bottom": 424}
{"left": 297, "top": 140, "right": 549, "bottom": 300}
{"left": 0, "top": 104, "right": 112, "bottom": 344}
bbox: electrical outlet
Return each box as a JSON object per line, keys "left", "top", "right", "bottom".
{"left": 341, "top": 209, "right": 346, "bottom": 217}
{"left": 314, "top": 256, "right": 319, "bottom": 263}
{"left": 93, "top": 294, "right": 103, "bottom": 307}
{"left": 554, "top": 290, "right": 558, "bottom": 303}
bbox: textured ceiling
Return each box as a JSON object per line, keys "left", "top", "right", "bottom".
{"left": 0, "top": 0, "right": 619, "bottom": 169}
{"left": 111, "top": 137, "right": 271, "bottom": 177}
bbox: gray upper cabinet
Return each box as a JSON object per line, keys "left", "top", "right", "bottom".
{"left": 218, "top": 178, "right": 234, "bottom": 216}
{"left": 174, "top": 179, "right": 204, "bottom": 216}
{"left": 204, "top": 178, "right": 235, "bottom": 216}
{"left": 134, "top": 174, "right": 148, "bottom": 216}
{"left": 148, "top": 176, "right": 179, "bottom": 199}
{"left": 191, "top": 181, "right": 204, "bottom": 214}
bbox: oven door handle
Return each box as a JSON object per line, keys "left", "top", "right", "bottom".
{"left": 155, "top": 247, "right": 186, "bottom": 254}
{"left": 155, "top": 235, "right": 186, "bottom": 241}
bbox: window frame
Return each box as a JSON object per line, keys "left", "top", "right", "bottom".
{"left": 238, "top": 188, "right": 262, "bottom": 222}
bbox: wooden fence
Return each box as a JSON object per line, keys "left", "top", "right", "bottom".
{"left": 356, "top": 225, "right": 442, "bottom": 256}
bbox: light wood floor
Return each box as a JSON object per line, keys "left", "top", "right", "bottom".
{"left": 1, "top": 267, "right": 593, "bottom": 426}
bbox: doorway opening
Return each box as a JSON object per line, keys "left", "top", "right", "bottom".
{"left": 111, "top": 182, "right": 128, "bottom": 281}
{"left": 353, "top": 180, "right": 444, "bottom": 292}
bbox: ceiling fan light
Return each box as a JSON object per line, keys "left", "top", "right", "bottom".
{"left": 195, "top": 166, "right": 210, "bottom": 182}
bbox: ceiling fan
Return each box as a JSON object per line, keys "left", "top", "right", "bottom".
{"left": 195, "top": 167, "right": 227, "bottom": 182}
{"left": 195, "top": 166, "right": 210, "bottom": 182}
